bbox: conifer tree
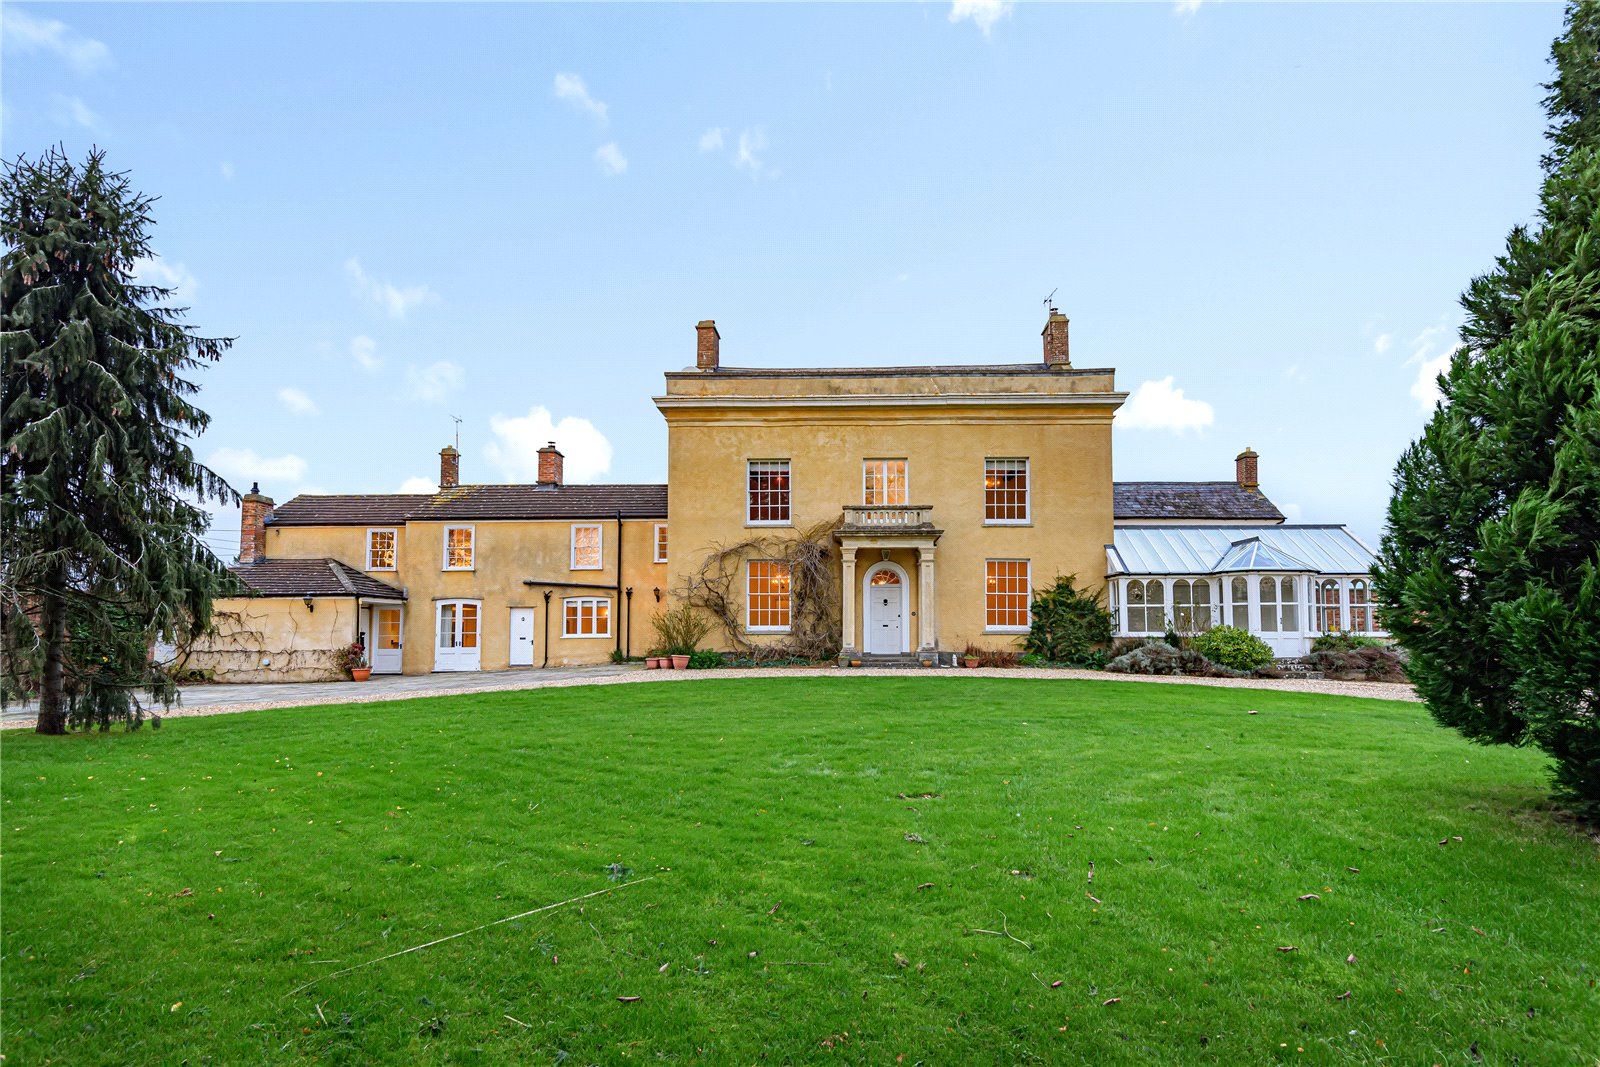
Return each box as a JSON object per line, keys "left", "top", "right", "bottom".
{"left": 2, "top": 148, "right": 237, "bottom": 733}
{"left": 1375, "top": 2, "right": 1600, "bottom": 815}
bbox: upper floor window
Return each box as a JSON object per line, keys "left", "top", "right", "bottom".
{"left": 443, "top": 525, "right": 474, "bottom": 570}
{"left": 747, "top": 560, "right": 792, "bottom": 632}
{"left": 985, "top": 559, "right": 1031, "bottom": 632}
{"left": 863, "top": 459, "right": 908, "bottom": 506}
{"left": 653, "top": 523, "right": 669, "bottom": 563}
{"left": 367, "top": 528, "right": 397, "bottom": 571}
{"left": 748, "top": 460, "right": 791, "bottom": 525}
{"left": 984, "top": 458, "right": 1030, "bottom": 524}
{"left": 571, "top": 524, "right": 602, "bottom": 570}
{"left": 563, "top": 596, "right": 611, "bottom": 638}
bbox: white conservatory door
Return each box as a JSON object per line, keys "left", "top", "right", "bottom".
{"left": 434, "top": 600, "right": 481, "bottom": 672}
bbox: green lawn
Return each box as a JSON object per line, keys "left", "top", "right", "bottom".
{"left": 3, "top": 678, "right": 1596, "bottom": 1064}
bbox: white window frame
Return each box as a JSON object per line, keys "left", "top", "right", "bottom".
{"left": 746, "top": 459, "right": 792, "bottom": 527}
{"left": 366, "top": 527, "right": 398, "bottom": 571}
{"left": 984, "top": 558, "right": 1032, "bottom": 633}
{"left": 746, "top": 559, "right": 793, "bottom": 634}
{"left": 983, "top": 457, "right": 1031, "bottom": 526}
{"left": 442, "top": 525, "right": 475, "bottom": 571}
{"left": 653, "top": 523, "right": 669, "bottom": 564}
{"left": 562, "top": 596, "right": 612, "bottom": 639}
{"left": 862, "top": 458, "right": 909, "bottom": 506}
{"left": 570, "top": 523, "right": 603, "bottom": 571}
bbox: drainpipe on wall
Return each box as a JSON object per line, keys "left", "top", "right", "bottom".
{"left": 624, "top": 587, "right": 634, "bottom": 658}
{"left": 541, "top": 589, "right": 553, "bottom": 668}
{"left": 614, "top": 510, "right": 624, "bottom": 660}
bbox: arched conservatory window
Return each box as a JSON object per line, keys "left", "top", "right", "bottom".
{"left": 1348, "top": 579, "right": 1370, "bottom": 633}
{"left": 1231, "top": 577, "right": 1249, "bottom": 629}
{"left": 1126, "top": 579, "right": 1165, "bottom": 632}
{"left": 1317, "top": 579, "right": 1343, "bottom": 633}
{"left": 1259, "top": 577, "right": 1278, "bottom": 633}
{"left": 1172, "top": 579, "right": 1212, "bottom": 632}
{"left": 1278, "top": 577, "right": 1298, "bottom": 632}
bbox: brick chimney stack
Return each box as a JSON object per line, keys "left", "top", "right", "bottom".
{"left": 439, "top": 445, "right": 460, "bottom": 489}
{"left": 537, "top": 441, "right": 564, "bottom": 488}
{"left": 1042, "top": 309, "right": 1070, "bottom": 368}
{"left": 1235, "top": 447, "right": 1260, "bottom": 490}
{"left": 239, "top": 482, "right": 274, "bottom": 564}
{"left": 696, "top": 319, "right": 720, "bottom": 370}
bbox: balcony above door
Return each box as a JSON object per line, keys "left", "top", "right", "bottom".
{"left": 838, "top": 505, "right": 941, "bottom": 543}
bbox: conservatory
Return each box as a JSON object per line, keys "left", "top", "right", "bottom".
{"left": 1105, "top": 525, "right": 1385, "bottom": 658}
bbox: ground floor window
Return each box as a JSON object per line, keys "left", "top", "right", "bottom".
{"left": 437, "top": 600, "right": 479, "bottom": 649}
{"left": 563, "top": 596, "right": 611, "bottom": 638}
{"left": 1126, "top": 578, "right": 1165, "bottom": 633}
{"left": 1230, "top": 577, "right": 1249, "bottom": 629}
{"left": 1173, "top": 578, "right": 1213, "bottom": 632}
{"left": 985, "top": 559, "right": 1031, "bottom": 631}
{"left": 747, "top": 560, "right": 792, "bottom": 632}
{"left": 1348, "top": 579, "right": 1372, "bottom": 632}
{"left": 1316, "top": 579, "right": 1342, "bottom": 633}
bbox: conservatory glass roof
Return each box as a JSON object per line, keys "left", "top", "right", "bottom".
{"left": 1106, "top": 525, "right": 1376, "bottom": 577}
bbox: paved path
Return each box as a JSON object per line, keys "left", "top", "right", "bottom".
{"left": 2, "top": 663, "right": 1418, "bottom": 729}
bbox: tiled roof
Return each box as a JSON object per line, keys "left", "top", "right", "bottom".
{"left": 1106, "top": 525, "right": 1376, "bottom": 577}
{"left": 265, "top": 485, "right": 668, "bottom": 525}
{"left": 1114, "top": 481, "right": 1285, "bottom": 522}
{"left": 229, "top": 558, "right": 407, "bottom": 599}
{"left": 267, "top": 494, "right": 430, "bottom": 527}
{"left": 406, "top": 484, "right": 668, "bottom": 521}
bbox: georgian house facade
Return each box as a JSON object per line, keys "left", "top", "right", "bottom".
{"left": 184, "top": 310, "right": 1381, "bottom": 681}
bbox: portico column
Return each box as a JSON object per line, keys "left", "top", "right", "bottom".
{"left": 840, "top": 546, "right": 858, "bottom": 654}
{"left": 917, "top": 545, "right": 937, "bottom": 651}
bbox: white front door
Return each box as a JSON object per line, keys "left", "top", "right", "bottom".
{"left": 371, "top": 606, "right": 404, "bottom": 674}
{"left": 434, "top": 600, "right": 481, "bottom": 672}
{"left": 865, "top": 564, "right": 906, "bottom": 654}
{"left": 509, "top": 607, "right": 536, "bottom": 667}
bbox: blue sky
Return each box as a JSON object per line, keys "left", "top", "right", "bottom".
{"left": 2, "top": 1, "right": 1566, "bottom": 557}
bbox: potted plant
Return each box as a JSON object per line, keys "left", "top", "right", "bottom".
{"left": 644, "top": 653, "right": 660, "bottom": 669}
{"left": 962, "top": 642, "right": 982, "bottom": 669}
{"left": 651, "top": 603, "right": 712, "bottom": 673}
{"left": 670, "top": 651, "right": 690, "bottom": 670}
{"left": 337, "top": 642, "right": 371, "bottom": 681}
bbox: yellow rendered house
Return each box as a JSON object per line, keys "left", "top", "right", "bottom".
{"left": 182, "top": 309, "right": 1382, "bottom": 680}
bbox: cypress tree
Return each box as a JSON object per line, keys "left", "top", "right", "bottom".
{"left": 1374, "top": 3, "right": 1600, "bottom": 816}
{"left": 1, "top": 148, "right": 237, "bottom": 733}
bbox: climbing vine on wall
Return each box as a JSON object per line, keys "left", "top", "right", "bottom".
{"left": 682, "top": 519, "right": 841, "bottom": 661}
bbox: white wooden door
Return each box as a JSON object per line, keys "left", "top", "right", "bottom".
{"left": 509, "top": 607, "right": 535, "bottom": 667}
{"left": 866, "top": 568, "right": 905, "bottom": 654}
{"left": 370, "top": 607, "right": 404, "bottom": 674}
{"left": 434, "top": 600, "right": 481, "bottom": 672}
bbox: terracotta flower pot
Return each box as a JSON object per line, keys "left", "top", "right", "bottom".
{"left": 671, "top": 654, "right": 690, "bottom": 670}
{"left": 350, "top": 667, "right": 372, "bottom": 682}
{"left": 962, "top": 657, "right": 979, "bottom": 669}
{"left": 849, "top": 658, "right": 862, "bottom": 668}
{"left": 644, "top": 657, "right": 658, "bottom": 669}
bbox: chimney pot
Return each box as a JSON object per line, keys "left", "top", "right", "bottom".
{"left": 1235, "top": 447, "right": 1260, "bottom": 490}
{"left": 439, "top": 445, "right": 460, "bottom": 489}
{"left": 696, "top": 319, "right": 720, "bottom": 370}
{"left": 537, "top": 441, "right": 565, "bottom": 487}
{"left": 238, "top": 484, "right": 275, "bottom": 565}
{"left": 1042, "top": 309, "right": 1070, "bottom": 368}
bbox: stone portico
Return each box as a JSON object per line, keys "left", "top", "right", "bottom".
{"left": 836, "top": 505, "right": 943, "bottom": 660}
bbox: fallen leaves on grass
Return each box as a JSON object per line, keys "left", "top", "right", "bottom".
{"left": 1103, "top": 997, "right": 1121, "bottom": 1006}
{"left": 1298, "top": 894, "right": 1321, "bottom": 902}
{"left": 616, "top": 995, "right": 641, "bottom": 1004}
{"left": 896, "top": 792, "right": 940, "bottom": 800}
{"left": 1277, "top": 946, "right": 1298, "bottom": 953}
{"left": 904, "top": 833, "right": 926, "bottom": 844}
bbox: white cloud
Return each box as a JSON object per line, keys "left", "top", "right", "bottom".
{"left": 595, "top": 142, "right": 628, "bottom": 175}
{"left": 2, "top": 9, "right": 111, "bottom": 74}
{"left": 1405, "top": 326, "right": 1461, "bottom": 412}
{"left": 554, "top": 72, "right": 608, "bottom": 123}
{"left": 219, "top": 161, "right": 235, "bottom": 180}
{"left": 698, "top": 127, "right": 725, "bottom": 152}
{"left": 735, "top": 127, "right": 772, "bottom": 178}
{"left": 51, "top": 94, "right": 97, "bottom": 128}
{"left": 350, "top": 335, "right": 380, "bottom": 372}
{"left": 1282, "top": 363, "right": 1308, "bottom": 383}
{"left": 276, "top": 387, "right": 319, "bottom": 415}
{"left": 399, "top": 476, "right": 438, "bottom": 494}
{"left": 208, "top": 447, "right": 308, "bottom": 487}
{"left": 1115, "top": 376, "right": 1215, "bottom": 433}
{"left": 131, "top": 255, "right": 199, "bottom": 304}
{"left": 1280, "top": 502, "right": 1304, "bottom": 523}
{"left": 344, "top": 257, "right": 438, "bottom": 318}
{"left": 1374, "top": 333, "right": 1393, "bottom": 355}
{"left": 948, "top": 0, "right": 1012, "bottom": 35}
{"left": 484, "top": 406, "right": 613, "bottom": 483}
{"left": 404, "top": 360, "right": 464, "bottom": 403}
{"left": 1172, "top": 0, "right": 1203, "bottom": 16}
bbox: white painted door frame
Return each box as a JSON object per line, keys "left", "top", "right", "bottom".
{"left": 508, "top": 606, "right": 536, "bottom": 667}
{"left": 434, "top": 599, "right": 482, "bottom": 672}
{"left": 369, "top": 604, "right": 404, "bottom": 674}
{"left": 863, "top": 560, "right": 910, "bottom": 655}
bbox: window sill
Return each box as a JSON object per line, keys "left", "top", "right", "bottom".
{"left": 367, "top": 566, "right": 397, "bottom": 573}
{"left": 984, "top": 626, "right": 1030, "bottom": 634}
{"left": 570, "top": 566, "right": 603, "bottom": 572}
{"left": 442, "top": 567, "right": 476, "bottom": 573}
{"left": 746, "top": 627, "right": 792, "bottom": 635}
{"left": 561, "top": 633, "right": 613, "bottom": 640}
{"left": 745, "top": 522, "right": 793, "bottom": 529}
{"left": 983, "top": 521, "right": 1033, "bottom": 528}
